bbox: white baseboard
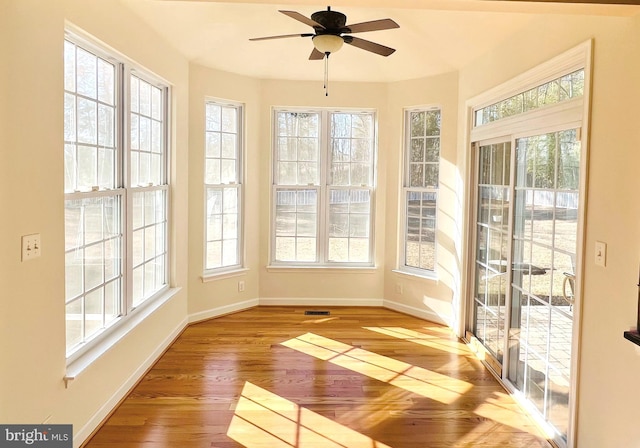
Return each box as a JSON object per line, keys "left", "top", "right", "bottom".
{"left": 383, "top": 299, "right": 452, "bottom": 327}
{"left": 74, "top": 317, "right": 188, "bottom": 448}
{"left": 188, "top": 298, "right": 259, "bottom": 323}
{"left": 259, "top": 297, "right": 384, "bottom": 307}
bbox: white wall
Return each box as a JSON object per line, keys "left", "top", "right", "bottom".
{"left": 0, "top": 1, "right": 190, "bottom": 445}
{"left": 187, "top": 64, "right": 261, "bottom": 320}
{"left": 385, "top": 72, "right": 460, "bottom": 325}
{"left": 257, "top": 80, "right": 389, "bottom": 305}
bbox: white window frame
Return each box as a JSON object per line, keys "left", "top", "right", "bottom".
{"left": 203, "top": 98, "right": 244, "bottom": 277}
{"left": 399, "top": 106, "right": 441, "bottom": 278}
{"left": 270, "top": 108, "right": 377, "bottom": 268}
{"left": 64, "top": 29, "right": 172, "bottom": 367}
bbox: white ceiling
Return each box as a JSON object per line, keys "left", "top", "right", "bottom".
{"left": 121, "top": 0, "right": 639, "bottom": 83}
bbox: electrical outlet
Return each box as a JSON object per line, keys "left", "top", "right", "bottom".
{"left": 238, "top": 280, "right": 245, "bottom": 292}
{"left": 395, "top": 283, "right": 403, "bottom": 294}
{"left": 22, "top": 234, "right": 41, "bottom": 261}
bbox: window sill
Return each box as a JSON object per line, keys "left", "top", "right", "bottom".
{"left": 267, "top": 265, "right": 378, "bottom": 274}
{"left": 64, "top": 287, "right": 182, "bottom": 388}
{"left": 201, "top": 267, "right": 249, "bottom": 283}
{"left": 392, "top": 269, "right": 439, "bottom": 282}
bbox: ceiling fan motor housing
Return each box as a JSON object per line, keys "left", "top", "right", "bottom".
{"left": 311, "top": 9, "right": 349, "bottom": 35}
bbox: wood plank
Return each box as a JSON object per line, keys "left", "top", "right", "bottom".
{"left": 83, "top": 307, "right": 552, "bottom": 448}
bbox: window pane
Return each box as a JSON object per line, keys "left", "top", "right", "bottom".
{"left": 65, "top": 299, "right": 83, "bottom": 352}
{"left": 76, "top": 47, "right": 97, "bottom": 98}
{"left": 64, "top": 93, "right": 76, "bottom": 142}
{"left": 65, "top": 250, "right": 83, "bottom": 299}
{"left": 476, "top": 70, "right": 584, "bottom": 127}
{"left": 131, "top": 188, "right": 167, "bottom": 304}
{"left": 206, "top": 132, "right": 221, "bottom": 158}
{"left": 405, "top": 190, "right": 436, "bottom": 270}
{"left": 222, "top": 106, "right": 237, "bottom": 133}
{"left": 85, "top": 288, "right": 103, "bottom": 340}
{"left": 205, "top": 159, "right": 221, "bottom": 184}
{"left": 104, "top": 280, "right": 120, "bottom": 325}
{"left": 222, "top": 134, "right": 236, "bottom": 159}
{"left": 65, "top": 195, "right": 123, "bottom": 351}
{"left": 328, "top": 189, "right": 371, "bottom": 263}
{"left": 64, "top": 40, "right": 76, "bottom": 91}
{"left": 151, "top": 86, "right": 162, "bottom": 120}
{"left": 131, "top": 75, "right": 165, "bottom": 190}
{"left": 411, "top": 112, "right": 425, "bottom": 137}
{"left": 206, "top": 104, "right": 221, "bottom": 131}
{"left": 77, "top": 98, "right": 97, "bottom": 145}
{"left": 152, "top": 121, "right": 162, "bottom": 153}
{"left": 275, "top": 189, "right": 317, "bottom": 262}
{"left": 404, "top": 108, "right": 440, "bottom": 272}
{"left": 205, "top": 186, "right": 240, "bottom": 270}
{"left": 275, "top": 112, "right": 320, "bottom": 186}
{"left": 206, "top": 241, "right": 222, "bottom": 268}
{"left": 411, "top": 138, "right": 425, "bottom": 163}
{"left": 97, "top": 59, "right": 115, "bottom": 105}
{"left": 329, "top": 112, "right": 374, "bottom": 188}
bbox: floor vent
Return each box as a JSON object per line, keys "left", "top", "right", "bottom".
{"left": 304, "top": 310, "right": 330, "bottom": 316}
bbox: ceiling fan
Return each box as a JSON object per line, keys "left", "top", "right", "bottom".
{"left": 249, "top": 7, "right": 399, "bottom": 95}
{"left": 249, "top": 7, "right": 400, "bottom": 60}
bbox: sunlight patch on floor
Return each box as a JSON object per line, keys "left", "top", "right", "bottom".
{"left": 281, "top": 333, "right": 472, "bottom": 404}
{"left": 227, "top": 381, "right": 393, "bottom": 448}
{"left": 364, "top": 326, "right": 471, "bottom": 356}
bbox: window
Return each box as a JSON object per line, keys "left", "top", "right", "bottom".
{"left": 474, "top": 70, "right": 584, "bottom": 127}
{"left": 401, "top": 108, "right": 441, "bottom": 274}
{"left": 272, "top": 109, "right": 376, "bottom": 266}
{"left": 64, "top": 34, "right": 169, "bottom": 359}
{"left": 204, "top": 100, "right": 243, "bottom": 274}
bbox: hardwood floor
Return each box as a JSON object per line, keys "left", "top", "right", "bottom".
{"left": 84, "top": 307, "right": 552, "bottom": 447}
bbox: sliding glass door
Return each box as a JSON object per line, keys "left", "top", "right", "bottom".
{"left": 470, "top": 129, "right": 580, "bottom": 444}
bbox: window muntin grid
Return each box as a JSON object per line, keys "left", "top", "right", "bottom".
{"left": 402, "top": 108, "right": 441, "bottom": 273}
{"left": 204, "top": 102, "right": 243, "bottom": 272}
{"left": 64, "top": 36, "right": 169, "bottom": 358}
{"left": 130, "top": 75, "right": 168, "bottom": 304}
{"left": 272, "top": 110, "right": 375, "bottom": 265}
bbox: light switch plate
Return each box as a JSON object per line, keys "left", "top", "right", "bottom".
{"left": 595, "top": 241, "right": 606, "bottom": 267}
{"left": 22, "top": 233, "right": 41, "bottom": 261}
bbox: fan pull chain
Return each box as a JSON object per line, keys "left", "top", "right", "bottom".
{"left": 324, "top": 52, "right": 330, "bottom": 96}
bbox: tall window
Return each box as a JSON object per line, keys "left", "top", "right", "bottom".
{"left": 272, "top": 109, "right": 376, "bottom": 266}
{"left": 64, "top": 35, "right": 169, "bottom": 359}
{"left": 401, "top": 108, "right": 441, "bottom": 274}
{"left": 204, "top": 100, "right": 243, "bottom": 274}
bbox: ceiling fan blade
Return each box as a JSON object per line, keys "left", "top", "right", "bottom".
{"left": 250, "top": 33, "right": 314, "bottom": 41}
{"left": 345, "top": 36, "right": 396, "bottom": 57}
{"left": 345, "top": 18, "right": 399, "bottom": 34}
{"left": 309, "top": 48, "right": 325, "bottom": 60}
{"left": 279, "top": 10, "right": 324, "bottom": 29}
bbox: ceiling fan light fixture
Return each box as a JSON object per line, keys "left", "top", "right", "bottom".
{"left": 312, "top": 34, "right": 343, "bottom": 54}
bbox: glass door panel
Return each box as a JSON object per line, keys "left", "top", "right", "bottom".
{"left": 508, "top": 129, "right": 579, "bottom": 443}
{"left": 472, "top": 142, "right": 511, "bottom": 364}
